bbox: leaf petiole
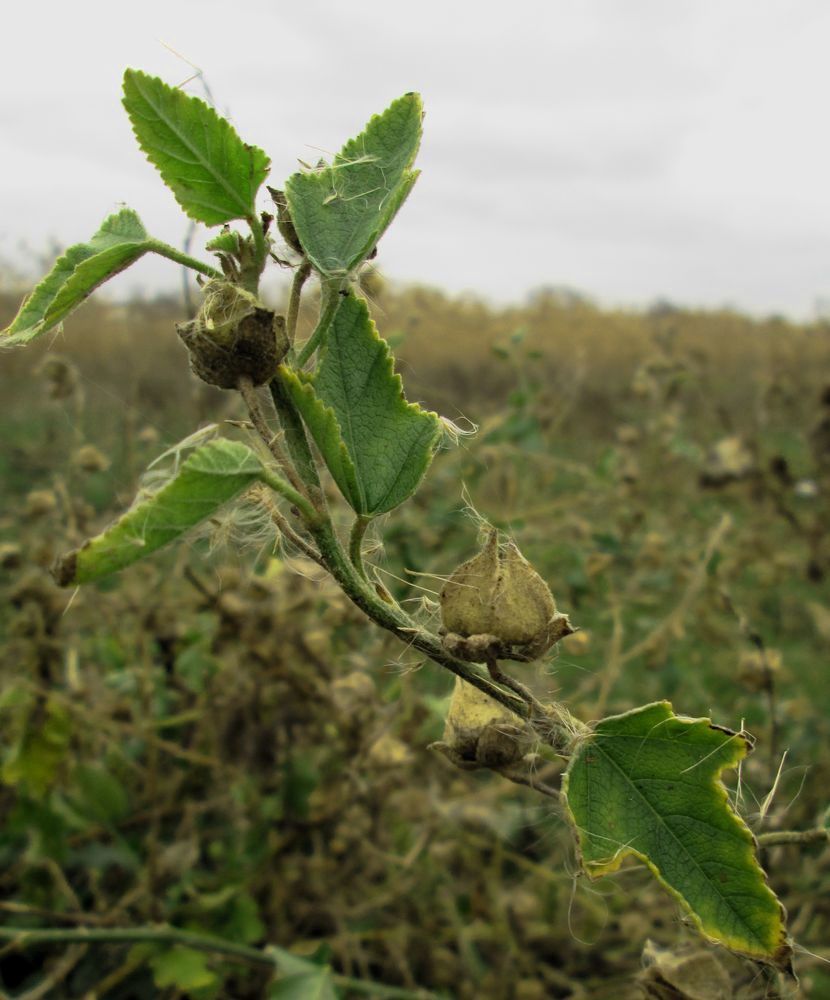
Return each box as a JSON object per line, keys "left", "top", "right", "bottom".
{"left": 147, "top": 240, "right": 222, "bottom": 280}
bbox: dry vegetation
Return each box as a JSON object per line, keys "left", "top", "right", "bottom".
{"left": 1, "top": 278, "right": 829, "bottom": 998}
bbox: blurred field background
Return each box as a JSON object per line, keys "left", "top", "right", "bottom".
{"left": 1, "top": 273, "right": 830, "bottom": 998}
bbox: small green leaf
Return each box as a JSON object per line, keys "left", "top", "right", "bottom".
{"left": 150, "top": 946, "right": 217, "bottom": 991}
{"left": 2, "top": 698, "right": 72, "bottom": 797}
{"left": 1, "top": 209, "right": 151, "bottom": 346}
{"left": 285, "top": 93, "right": 422, "bottom": 276}
{"left": 267, "top": 947, "right": 339, "bottom": 1000}
{"left": 123, "top": 69, "right": 270, "bottom": 225}
{"left": 53, "top": 439, "right": 266, "bottom": 585}
{"left": 563, "top": 701, "right": 791, "bottom": 968}
{"left": 205, "top": 229, "right": 243, "bottom": 255}
{"left": 283, "top": 293, "right": 440, "bottom": 516}
{"left": 71, "top": 764, "right": 129, "bottom": 823}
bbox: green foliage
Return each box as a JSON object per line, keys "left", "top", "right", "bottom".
{"left": 1, "top": 67, "right": 822, "bottom": 996}
{"left": 149, "top": 945, "right": 219, "bottom": 992}
{"left": 285, "top": 93, "right": 422, "bottom": 276}
{"left": 54, "top": 438, "right": 266, "bottom": 584}
{"left": 122, "top": 69, "right": 270, "bottom": 225}
{"left": 563, "top": 702, "right": 790, "bottom": 967}
{"left": 1, "top": 695, "right": 72, "bottom": 797}
{"left": 1, "top": 208, "right": 152, "bottom": 345}
{"left": 70, "top": 763, "right": 130, "bottom": 824}
{"left": 283, "top": 292, "right": 441, "bottom": 516}
{"left": 267, "top": 947, "right": 339, "bottom": 999}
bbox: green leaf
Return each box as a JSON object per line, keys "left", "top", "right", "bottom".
{"left": 123, "top": 68, "right": 270, "bottom": 224}
{"left": 71, "top": 764, "right": 129, "bottom": 823}
{"left": 267, "top": 947, "right": 339, "bottom": 1000}
{"left": 53, "top": 438, "right": 266, "bottom": 585}
{"left": 150, "top": 946, "right": 217, "bottom": 991}
{"left": 205, "top": 229, "right": 243, "bottom": 255}
{"left": 1, "top": 208, "right": 151, "bottom": 346}
{"left": 2, "top": 698, "right": 72, "bottom": 797}
{"left": 285, "top": 93, "right": 422, "bottom": 276}
{"left": 562, "top": 701, "right": 791, "bottom": 968}
{"left": 283, "top": 293, "right": 441, "bottom": 515}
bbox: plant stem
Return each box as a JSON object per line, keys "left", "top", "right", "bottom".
{"left": 238, "top": 375, "right": 309, "bottom": 499}
{"left": 147, "top": 241, "right": 221, "bottom": 281}
{"left": 307, "top": 516, "right": 529, "bottom": 719}
{"left": 246, "top": 213, "right": 269, "bottom": 290}
{"left": 254, "top": 485, "right": 324, "bottom": 567}
{"left": 286, "top": 259, "right": 312, "bottom": 346}
{"left": 296, "top": 278, "right": 342, "bottom": 367}
{"left": 0, "top": 926, "right": 434, "bottom": 998}
{"left": 269, "top": 371, "right": 325, "bottom": 500}
{"left": 259, "top": 468, "right": 320, "bottom": 526}
{"left": 757, "top": 828, "right": 830, "bottom": 847}
{"left": 349, "top": 515, "right": 371, "bottom": 579}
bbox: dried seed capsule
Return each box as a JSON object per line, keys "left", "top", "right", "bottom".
{"left": 177, "top": 280, "right": 289, "bottom": 389}
{"left": 440, "top": 529, "right": 570, "bottom": 660}
{"left": 431, "top": 676, "right": 533, "bottom": 768}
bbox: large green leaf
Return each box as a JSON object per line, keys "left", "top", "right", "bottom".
{"left": 563, "top": 701, "right": 791, "bottom": 968}
{"left": 123, "top": 68, "right": 270, "bottom": 224}
{"left": 282, "top": 293, "right": 441, "bottom": 516}
{"left": 285, "top": 93, "right": 422, "bottom": 276}
{"left": 1, "top": 208, "right": 152, "bottom": 346}
{"left": 53, "top": 439, "right": 265, "bottom": 585}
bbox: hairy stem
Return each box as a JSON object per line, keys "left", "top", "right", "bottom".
{"left": 258, "top": 468, "right": 320, "bottom": 526}
{"left": 269, "top": 371, "right": 325, "bottom": 501}
{"left": 254, "top": 485, "right": 324, "bottom": 567}
{"left": 147, "top": 240, "right": 222, "bottom": 280}
{"left": 349, "top": 515, "right": 371, "bottom": 580}
{"left": 238, "top": 375, "right": 309, "bottom": 499}
{"left": 244, "top": 213, "right": 269, "bottom": 293}
{"left": 307, "top": 516, "right": 529, "bottom": 719}
{"left": 296, "top": 278, "right": 342, "bottom": 367}
{"left": 286, "top": 259, "right": 312, "bottom": 346}
{"left": 757, "top": 828, "right": 830, "bottom": 847}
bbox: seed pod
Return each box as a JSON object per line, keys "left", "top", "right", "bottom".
{"left": 72, "top": 444, "right": 110, "bottom": 474}
{"left": 441, "top": 529, "right": 567, "bottom": 659}
{"left": 433, "top": 676, "right": 532, "bottom": 768}
{"left": 177, "top": 280, "right": 288, "bottom": 389}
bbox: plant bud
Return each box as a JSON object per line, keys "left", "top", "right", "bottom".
{"left": 267, "top": 187, "right": 304, "bottom": 255}
{"left": 177, "top": 280, "right": 288, "bottom": 389}
{"left": 441, "top": 529, "right": 569, "bottom": 659}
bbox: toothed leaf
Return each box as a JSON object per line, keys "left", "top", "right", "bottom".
{"left": 282, "top": 293, "right": 440, "bottom": 516}
{"left": 2, "top": 209, "right": 151, "bottom": 346}
{"left": 285, "top": 93, "right": 422, "bottom": 276}
{"left": 53, "top": 439, "right": 266, "bottom": 585}
{"left": 123, "top": 69, "right": 270, "bottom": 224}
{"left": 563, "top": 701, "right": 791, "bottom": 968}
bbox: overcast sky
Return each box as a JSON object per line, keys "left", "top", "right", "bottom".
{"left": 3, "top": 0, "right": 830, "bottom": 317}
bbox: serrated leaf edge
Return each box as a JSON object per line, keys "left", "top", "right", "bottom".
{"left": 1, "top": 208, "right": 151, "bottom": 345}
{"left": 122, "top": 69, "right": 270, "bottom": 225}
{"left": 562, "top": 701, "right": 792, "bottom": 968}
{"left": 280, "top": 368, "right": 364, "bottom": 512}
{"left": 284, "top": 91, "right": 422, "bottom": 276}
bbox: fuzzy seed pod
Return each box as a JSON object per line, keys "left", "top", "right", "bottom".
{"left": 441, "top": 529, "right": 568, "bottom": 659}
{"left": 433, "top": 676, "right": 533, "bottom": 768}
{"left": 177, "top": 280, "right": 288, "bottom": 389}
